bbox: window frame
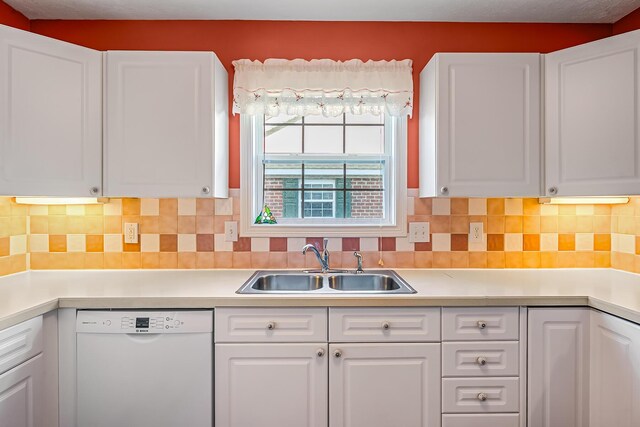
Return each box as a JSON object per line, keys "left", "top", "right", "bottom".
{"left": 240, "top": 114, "right": 407, "bottom": 237}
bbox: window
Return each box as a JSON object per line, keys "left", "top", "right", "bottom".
{"left": 240, "top": 113, "right": 407, "bottom": 237}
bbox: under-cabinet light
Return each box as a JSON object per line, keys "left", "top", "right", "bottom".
{"left": 13, "top": 197, "right": 108, "bottom": 205}
{"left": 538, "top": 197, "right": 629, "bottom": 205}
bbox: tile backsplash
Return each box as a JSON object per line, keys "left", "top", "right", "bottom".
{"left": 3, "top": 190, "right": 638, "bottom": 276}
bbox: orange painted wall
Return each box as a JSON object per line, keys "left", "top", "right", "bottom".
{"left": 29, "top": 20, "right": 612, "bottom": 188}
{"left": 614, "top": 6, "right": 640, "bottom": 34}
{"left": 0, "top": 0, "right": 29, "bottom": 30}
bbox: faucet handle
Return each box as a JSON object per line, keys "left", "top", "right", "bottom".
{"left": 354, "top": 252, "right": 364, "bottom": 274}
{"left": 323, "top": 238, "right": 329, "bottom": 250}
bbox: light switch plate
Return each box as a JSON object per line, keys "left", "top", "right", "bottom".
{"left": 225, "top": 221, "right": 238, "bottom": 242}
{"left": 124, "top": 223, "right": 139, "bottom": 244}
{"left": 470, "top": 222, "right": 484, "bottom": 243}
{"left": 409, "top": 222, "right": 430, "bottom": 243}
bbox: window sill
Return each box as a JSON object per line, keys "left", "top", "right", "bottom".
{"left": 239, "top": 220, "right": 408, "bottom": 238}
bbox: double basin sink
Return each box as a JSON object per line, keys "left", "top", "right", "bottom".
{"left": 237, "top": 270, "right": 416, "bottom": 294}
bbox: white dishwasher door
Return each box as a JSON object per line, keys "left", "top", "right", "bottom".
{"left": 76, "top": 311, "right": 213, "bottom": 427}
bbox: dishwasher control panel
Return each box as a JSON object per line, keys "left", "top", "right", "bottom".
{"left": 76, "top": 310, "right": 213, "bottom": 334}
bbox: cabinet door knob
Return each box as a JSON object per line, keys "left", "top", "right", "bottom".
{"left": 333, "top": 349, "right": 342, "bottom": 358}
{"left": 548, "top": 186, "right": 558, "bottom": 195}
{"left": 476, "top": 356, "right": 487, "bottom": 366}
{"left": 266, "top": 321, "right": 276, "bottom": 330}
{"left": 202, "top": 186, "right": 211, "bottom": 195}
{"left": 316, "top": 348, "right": 325, "bottom": 357}
{"left": 440, "top": 186, "right": 449, "bottom": 195}
{"left": 477, "top": 320, "right": 487, "bottom": 329}
{"left": 477, "top": 392, "right": 488, "bottom": 402}
{"left": 90, "top": 186, "right": 99, "bottom": 195}
{"left": 382, "top": 321, "right": 390, "bottom": 330}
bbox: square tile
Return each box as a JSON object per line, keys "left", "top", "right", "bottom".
{"left": 523, "top": 234, "right": 540, "bottom": 251}
{"left": 468, "top": 198, "right": 487, "bottom": 215}
{"left": 104, "top": 234, "right": 123, "bottom": 253}
{"left": 67, "top": 235, "right": 86, "bottom": 253}
{"left": 215, "top": 198, "right": 233, "bottom": 215}
{"left": 251, "top": 238, "right": 270, "bottom": 252}
{"left": 49, "top": 235, "right": 67, "bottom": 252}
{"left": 540, "top": 233, "right": 559, "bottom": 251}
{"left": 160, "top": 234, "right": 178, "bottom": 252}
{"left": 178, "top": 234, "right": 197, "bottom": 252}
{"left": 66, "top": 205, "right": 85, "bottom": 216}
{"left": 214, "top": 234, "right": 233, "bottom": 252}
{"left": 594, "top": 234, "right": 611, "bottom": 251}
{"left": 396, "top": 237, "right": 414, "bottom": 252}
{"left": 86, "top": 235, "right": 104, "bottom": 252}
{"left": 140, "top": 234, "right": 160, "bottom": 253}
{"left": 558, "top": 234, "right": 575, "bottom": 251}
{"left": 9, "top": 235, "right": 27, "bottom": 255}
{"left": 269, "top": 238, "right": 287, "bottom": 252}
{"left": 178, "top": 198, "right": 197, "bottom": 216}
{"left": 505, "top": 198, "right": 523, "bottom": 215}
{"left": 360, "top": 238, "right": 379, "bottom": 252}
{"left": 103, "top": 199, "right": 123, "bottom": 216}
{"left": 451, "top": 234, "right": 468, "bottom": 251}
{"left": 342, "top": 238, "right": 360, "bottom": 252}
{"left": 432, "top": 198, "right": 451, "bottom": 215}
{"left": 140, "top": 199, "right": 160, "bottom": 216}
{"left": 233, "top": 237, "right": 252, "bottom": 252}
{"left": 0, "top": 237, "right": 8, "bottom": 257}
{"left": 487, "top": 198, "right": 505, "bottom": 215}
{"left": 450, "top": 198, "right": 468, "bottom": 215}
{"left": 196, "top": 234, "right": 214, "bottom": 252}
{"left": 287, "top": 238, "right": 307, "bottom": 252}
{"left": 504, "top": 233, "right": 523, "bottom": 252}
{"left": 159, "top": 199, "right": 178, "bottom": 216}
{"left": 431, "top": 233, "right": 451, "bottom": 252}
{"left": 381, "top": 237, "right": 396, "bottom": 251}
{"left": 576, "top": 233, "right": 595, "bottom": 251}
{"left": 487, "top": 234, "right": 504, "bottom": 251}
{"left": 196, "top": 199, "right": 215, "bottom": 216}
{"left": 122, "top": 199, "right": 141, "bottom": 216}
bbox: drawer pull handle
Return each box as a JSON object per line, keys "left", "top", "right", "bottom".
{"left": 382, "top": 321, "right": 390, "bottom": 330}
{"left": 266, "top": 322, "right": 276, "bottom": 330}
{"left": 477, "top": 392, "right": 488, "bottom": 402}
{"left": 477, "top": 320, "right": 487, "bottom": 329}
{"left": 333, "top": 349, "right": 342, "bottom": 358}
{"left": 316, "top": 348, "right": 325, "bottom": 357}
{"left": 476, "top": 357, "right": 487, "bottom": 366}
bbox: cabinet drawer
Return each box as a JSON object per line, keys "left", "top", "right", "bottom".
{"left": 443, "top": 414, "right": 519, "bottom": 427}
{"left": 215, "top": 308, "right": 327, "bottom": 342}
{"left": 0, "top": 316, "right": 43, "bottom": 375}
{"left": 442, "top": 342, "right": 519, "bottom": 377}
{"left": 442, "top": 308, "right": 519, "bottom": 341}
{"left": 329, "top": 308, "right": 440, "bottom": 342}
{"left": 442, "top": 377, "right": 519, "bottom": 413}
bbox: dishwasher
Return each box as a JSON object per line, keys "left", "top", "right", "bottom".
{"left": 76, "top": 310, "right": 213, "bottom": 427}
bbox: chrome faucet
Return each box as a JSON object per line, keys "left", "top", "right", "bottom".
{"left": 353, "top": 252, "right": 364, "bottom": 274}
{"left": 302, "top": 238, "right": 330, "bottom": 273}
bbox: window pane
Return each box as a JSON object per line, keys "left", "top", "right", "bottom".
{"left": 346, "top": 112, "right": 384, "bottom": 124}
{"left": 346, "top": 161, "right": 384, "bottom": 189}
{"left": 345, "top": 190, "right": 385, "bottom": 219}
{"left": 345, "top": 126, "right": 385, "bottom": 154}
{"left": 264, "top": 163, "right": 301, "bottom": 190}
{"left": 304, "top": 126, "right": 343, "bottom": 153}
{"left": 305, "top": 114, "right": 343, "bottom": 124}
{"left": 265, "top": 115, "right": 302, "bottom": 124}
{"left": 264, "top": 189, "right": 300, "bottom": 219}
{"left": 265, "top": 125, "right": 302, "bottom": 153}
{"left": 303, "top": 164, "right": 344, "bottom": 188}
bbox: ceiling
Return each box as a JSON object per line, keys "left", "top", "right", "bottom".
{"left": 5, "top": 0, "right": 640, "bottom": 23}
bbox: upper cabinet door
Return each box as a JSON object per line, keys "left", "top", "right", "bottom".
{"left": 545, "top": 31, "right": 640, "bottom": 197}
{"left": 0, "top": 25, "right": 102, "bottom": 197}
{"left": 419, "top": 53, "right": 541, "bottom": 198}
{"left": 104, "top": 51, "right": 228, "bottom": 198}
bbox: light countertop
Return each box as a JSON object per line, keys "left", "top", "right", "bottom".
{"left": 1, "top": 268, "right": 640, "bottom": 330}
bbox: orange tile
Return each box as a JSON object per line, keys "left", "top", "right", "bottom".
{"left": 524, "top": 216, "right": 539, "bottom": 234}
{"left": 84, "top": 253, "right": 104, "bottom": 269}
{"left": 487, "top": 234, "right": 504, "bottom": 251}
{"left": 122, "top": 252, "right": 141, "bottom": 268}
{"left": 594, "top": 205, "right": 611, "bottom": 215}
{"left": 540, "top": 251, "right": 558, "bottom": 268}
{"left": 0, "top": 217, "right": 8, "bottom": 238}
{"left": 141, "top": 253, "right": 160, "bottom": 269}
{"left": 139, "top": 216, "right": 159, "bottom": 234}
{"left": 250, "top": 253, "right": 270, "bottom": 269}
{"left": 595, "top": 251, "right": 611, "bottom": 268}
{"left": 85, "top": 204, "right": 104, "bottom": 215}
{"left": 9, "top": 254, "right": 26, "bottom": 274}
{"left": 195, "top": 252, "right": 215, "bottom": 269}
{"left": 414, "top": 252, "right": 433, "bottom": 268}
{"left": 487, "top": 199, "right": 505, "bottom": 215}
{"left": 396, "top": 252, "right": 415, "bottom": 268}
{"left": 159, "top": 199, "right": 178, "bottom": 217}
{"left": 159, "top": 234, "right": 177, "bottom": 252}
{"left": 159, "top": 215, "right": 178, "bottom": 234}
{"left": 575, "top": 252, "right": 595, "bottom": 268}
{"left": 451, "top": 234, "right": 468, "bottom": 251}
{"left": 468, "top": 252, "right": 488, "bottom": 268}
{"left": 215, "top": 252, "right": 233, "bottom": 268}
{"left": 450, "top": 198, "right": 468, "bottom": 215}
{"left": 468, "top": 216, "right": 488, "bottom": 228}
{"left": 428, "top": 215, "right": 450, "bottom": 233}
{"left": 576, "top": 216, "right": 594, "bottom": 233}
{"left": 414, "top": 198, "right": 432, "bottom": 215}
{"left": 84, "top": 216, "right": 104, "bottom": 234}
{"left": 287, "top": 253, "right": 305, "bottom": 268}
{"left": 86, "top": 235, "right": 104, "bottom": 252}
{"left": 540, "top": 216, "right": 558, "bottom": 233}
{"left": 48, "top": 253, "right": 71, "bottom": 269}
{"left": 66, "top": 217, "right": 85, "bottom": 234}
{"left": 450, "top": 252, "right": 469, "bottom": 268}
{"left": 557, "top": 252, "right": 577, "bottom": 268}
{"left": 196, "top": 199, "right": 215, "bottom": 216}
{"left": 637, "top": 236, "right": 640, "bottom": 255}
{"left": 214, "top": 216, "right": 232, "bottom": 233}
{"left": 487, "top": 216, "right": 505, "bottom": 233}
{"left": 177, "top": 253, "right": 196, "bottom": 269}
{"left": 49, "top": 235, "right": 67, "bottom": 252}
{"left": 505, "top": 216, "right": 523, "bottom": 233}
{"left": 523, "top": 234, "right": 540, "bottom": 251}
{"left": 450, "top": 215, "right": 469, "bottom": 233}
{"left": 10, "top": 216, "right": 26, "bottom": 235}
{"left": 558, "top": 234, "right": 575, "bottom": 251}
{"left": 505, "top": 252, "right": 523, "bottom": 268}
{"left": 30, "top": 216, "right": 48, "bottom": 234}
{"left": 523, "top": 198, "right": 541, "bottom": 215}
{"left": 487, "top": 252, "right": 505, "bottom": 268}
{"left": 594, "top": 234, "right": 611, "bottom": 251}
{"left": 522, "top": 252, "right": 541, "bottom": 268}
{"left": 619, "top": 216, "right": 635, "bottom": 234}
{"left": 593, "top": 216, "right": 611, "bottom": 233}
{"left": 432, "top": 252, "right": 451, "bottom": 268}
{"left": 233, "top": 252, "right": 252, "bottom": 268}
{"left": 158, "top": 252, "right": 178, "bottom": 269}
{"left": 178, "top": 216, "right": 196, "bottom": 234}
{"left": 0, "top": 237, "right": 9, "bottom": 257}
{"left": 122, "top": 199, "right": 140, "bottom": 215}
{"left": 104, "top": 253, "right": 123, "bottom": 269}
{"left": 48, "top": 205, "right": 66, "bottom": 215}
{"left": 381, "top": 252, "right": 397, "bottom": 267}
{"left": 123, "top": 237, "right": 141, "bottom": 252}
{"left": 196, "top": 216, "right": 215, "bottom": 234}
{"left": 558, "top": 205, "right": 576, "bottom": 215}
{"left": 558, "top": 216, "right": 577, "bottom": 233}
{"left": 48, "top": 216, "right": 67, "bottom": 234}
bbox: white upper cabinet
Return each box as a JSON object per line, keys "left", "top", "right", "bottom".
{"left": 0, "top": 25, "right": 102, "bottom": 197}
{"left": 545, "top": 30, "right": 640, "bottom": 196}
{"left": 419, "top": 53, "right": 541, "bottom": 198}
{"left": 104, "top": 51, "right": 228, "bottom": 198}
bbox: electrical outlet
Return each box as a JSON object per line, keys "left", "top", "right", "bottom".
{"left": 470, "top": 222, "right": 484, "bottom": 243}
{"left": 124, "top": 223, "right": 139, "bottom": 244}
{"left": 408, "top": 222, "right": 430, "bottom": 243}
{"left": 225, "top": 221, "right": 238, "bottom": 242}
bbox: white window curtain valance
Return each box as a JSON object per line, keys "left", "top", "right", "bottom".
{"left": 232, "top": 58, "right": 413, "bottom": 117}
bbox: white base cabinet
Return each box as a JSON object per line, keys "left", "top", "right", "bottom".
{"left": 215, "top": 343, "right": 328, "bottom": 427}
{"left": 0, "top": 353, "right": 44, "bottom": 427}
{"left": 0, "top": 25, "right": 102, "bottom": 197}
{"left": 104, "top": 50, "right": 228, "bottom": 198}
{"left": 419, "top": 53, "right": 541, "bottom": 197}
{"left": 545, "top": 30, "right": 640, "bottom": 196}
{"left": 329, "top": 343, "right": 441, "bottom": 427}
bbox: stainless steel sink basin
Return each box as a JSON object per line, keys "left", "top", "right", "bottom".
{"left": 236, "top": 270, "right": 416, "bottom": 294}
